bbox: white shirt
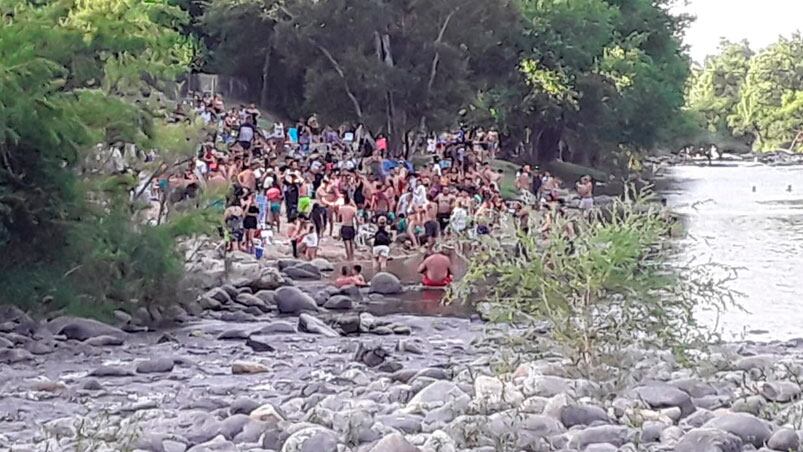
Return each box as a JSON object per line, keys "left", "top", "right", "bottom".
{"left": 302, "top": 232, "right": 319, "bottom": 248}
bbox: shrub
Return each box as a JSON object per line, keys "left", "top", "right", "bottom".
{"left": 448, "top": 190, "right": 737, "bottom": 372}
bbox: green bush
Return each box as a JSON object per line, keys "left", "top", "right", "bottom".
{"left": 449, "top": 190, "right": 737, "bottom": 371}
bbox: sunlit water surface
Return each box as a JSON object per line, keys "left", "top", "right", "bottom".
{"left": 658, "top": 163, "right": 803, "bottom": 341}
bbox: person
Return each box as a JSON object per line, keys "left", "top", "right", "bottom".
{"left": 435, "top": 186, "right": 455, "bottom": 233}
{"left": 335, "top": 265, "right": 369, "bottom": 288}
{"left": 266, "top": 181, "right": 283, "bottom": 232}
{"left": 577, "top": 175, "right": 594, "bottom": 211}
{"left": 423, "top": 199, "right": 440, "bottom": 252}
{"left": 224, "top": 202, "right": 244, "bottom": 252}
{"left": 372, "top": 216, "right": 393, "bottom": 272}
{"left": 287, "top": 213, "right": 302, "bottom": 258}
{"left": 242, "top": 193, "right": 260, "bottom": 252}
{"left": 417, "top": 247, "right": 455, "bottom": 287}
{"left": 237, "top": 116, "right": 256, "bottom": 150}
{"left": 299, "top": 223, "right": 318, "bottom": 260}
{"left": 339, "top": 194, "right": 358, "bottom": 261}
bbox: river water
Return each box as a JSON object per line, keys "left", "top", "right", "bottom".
{"left": 658, "top": 163, "right": 803, "bottom": 341}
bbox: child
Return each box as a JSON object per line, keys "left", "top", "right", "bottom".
{"left": 350, "top": 264, "right": 368, "bottom": 287}
{"left": 301, "top": 223, "right": 318, "bottom": 260}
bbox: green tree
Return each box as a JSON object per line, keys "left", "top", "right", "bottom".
{"left": 734, "top": 34, "right": 803, "bottom": 151}
{"left": 0, "top": 0, "right": 207, "bottom": 313}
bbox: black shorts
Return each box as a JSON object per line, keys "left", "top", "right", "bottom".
{"left": 437, "top": 212, "right": 450, "bottom": 231}
{"left": 341, "top": 225, "right": 356, "bottom": 241}
{"left": 239, "top": 141, "right": 251, "bottom": 150}
{"left": 424, "top": 220, "right": 440, "bottom": 239}
{"left": 243, "top": 216, "right": 258, "bottom": 230}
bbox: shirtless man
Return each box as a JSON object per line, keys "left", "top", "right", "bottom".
{"left": 576, "top": 175, "right": 594, "bottom": 211}
{"left": 423, "top": 198, "right": 440, "bottom": 252}
{"left": 237, "top": 163, "right": 257, "bottom": 193}
{"left": 339, "top": 194, "right": 358, "bottom": 261}
{"left": 417, "top": 247, "right": 455, "bottom": 287}
{"left": 435, "top": 187, "right": 455, "bottom": 233}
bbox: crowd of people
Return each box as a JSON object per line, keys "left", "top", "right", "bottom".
{"left": 160, "top": 93, "right": 596, "bottom": 287}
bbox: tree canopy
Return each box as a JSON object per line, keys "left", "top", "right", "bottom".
{"left": 0, "top": 0, "right": 208, "bottom": 313}
{"left": 200, "top": 0, "right": 692, "bottom": 164}
{"left": 686, "top": 34, "right": 803, "bottom": 153}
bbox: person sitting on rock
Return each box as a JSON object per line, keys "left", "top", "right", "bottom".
{"left": 417, "top": 247, "right": 455, "bottom": 288}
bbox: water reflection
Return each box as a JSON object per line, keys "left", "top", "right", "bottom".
{"left": 658, "top": 163, "right": 803, "bottom": 340}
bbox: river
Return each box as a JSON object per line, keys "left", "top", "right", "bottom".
{"left": 658, "top": 162, "right": 803, "bottom": 341}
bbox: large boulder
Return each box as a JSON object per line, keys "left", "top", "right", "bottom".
{"left": 324, "top": 295, "right": 353, "bottom": 310}
{"left": 183, "top": 257, "right": 226, "bottom": 290}
{"left": 275, "top": 287, "right": 318, "bottom": 314}
{"left": 675, "top": 428, "right": 743, "bottom": 452}
{"left": 702, "top": 413, "right": 772, "bottom": 448}
{"left": 47, "top": 317, "right": 125, "bottom": 341}
{"left": 634, "top": 384, "right": 695, "bottom": 418}
{"left": 228, "top": 257, "right": 286, "bottom": 290}
{"left": 370, "top": 272, "right": 403, "bottom": 295}
{"left": 283, "top": 263, "right": 322, "bottom": 280}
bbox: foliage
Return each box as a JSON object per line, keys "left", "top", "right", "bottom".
{"left": 686, "top": 34, "right": 803, "bottom": 152}
{"left": 0, "top": 0, "right": 209, "bottom": 313}
{"left": 448, "top": 192, "right": 736, "bottom": 371}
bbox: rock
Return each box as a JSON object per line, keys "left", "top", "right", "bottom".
{"left": 281, "top": 426, "right": 338, "bottom": 452}
{"left": 254, "top": 321, "right": 297, "bottom": 335}
{"left": 89, "top": 365, "right": 134, "bottom": 377}
{"left": 254, "top": 290, "right": 276, "bottom": 306}
{"left": 24, "top": 342, "right": 52, "bottom": 355}
{"left": 369, "top": 272, "right": 403, "bottom": 295}
{"left": 113, "top": 309, "right": 133, "bottom": 324}
{"left": 472, "top": 375, "right": 524, "bottom": 411}
{"left": 323, "top": 295, "right": 353, "bottom": 310}
{"left": 634, "top": 384, "right": 695, "bottom": 417}
{"left": 560, "top": 404, "right": 610, "bottom": 427}
{"left": 681, "top": 409, "right": 715, "bottom": 429}
{"left": 0, "top": 336, "right": 13, "bottom": 348}
{"left": 733, "top": 354, "right": 779, "bottom": 371}
{"left": 278, "top": 259, "right": 304, "bottom": 271}
{"left": 568, "top": 425, "right": 632, "bottom": 449}
{"left": 199, "top": 296, "right": 223, "bottom": 311}
{"left": 298, "top": 314, "right": 340, "bottom": 337}
{"left": 47, "top": 316, "right": 125, "bottom": 341}
{"left": 250, "top": 403, "right": 284, "bottom": 423}
{"left": 761, "top": 381, "right": 801, "bottom": 403}
{"left": 354, "top": 343, "right": 390, "bottom": 367}
{"left": 397, "top": 339, "right": 424, "bottom": 355}
{"left": 217, "top": 329, "right": 250, "bottom": 340}
{"left": 283, "top": 264, "right": 322, "bottom": 280}
{"left": 377, "top": 414, "right": 424, "bottom": 434}
{"left": 136, "top": 358, "right": 175, "bottom": 374}
{"left": 584, "top": 445, "right": 617, "bottom": 452}
{"left": 310, "top": 258, "right": 334, "bottom": 272}
{"left": 767, "top": 428, "right": 799, "bottom": 451}
{"left": 204, "top": 287, "right": 232, "bottom": 304}
{"left": 486, "top": 412, "right": 564, "bottom": 445}
{"left": 671, "top": 378, "right": 717, "bottom": 398}
{"left": 226, "top": 397, "right": 261, "bottom": 417}
{"left": 333, "top": 315, "right": 361, "bottom": 335}
{"left": 81, "top": 379, "right": 103, "bottom": 391}
{"left": 235, "top": 293, "right": 271, "bottom": 313}
{"left": 275, "top": 287, "right": 318, "bottom": 314}
{"left": 246, "top": 337, "right": 275, "bottom": 352}
{"left": 422, "top": 430, "right": 457, "bottom": 452}
{"left": 186, "top": 435, "right": 234, "bottom": 452}
{"left": 231, "top": 361, "right": 269, "bottom": 375}
{"left": 406, "top": 380, "right": 469, "bottom": 413}
{"left": 732, "top": 394, "right": 766, "bottom": 416}
{"left": 702, "top": 413, "right": 772, "bottom": 448}
{"left": 369, "top": 432, "right": 420, "bottom": 452}
{"left": 675, "top": 428, "right": 743, "bottom": 452}
{"left": 163, "top": 439, "right": 187, "bottom": 452}
{"left": 218, "top": 414, "right": 252, "bottom": 440}
{"left": 640, "top": 421, "right": 667, "bottom": 443}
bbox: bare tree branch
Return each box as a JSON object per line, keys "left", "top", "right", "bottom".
{"left": 311, "top": 40, "right": 364, "bottom": 119}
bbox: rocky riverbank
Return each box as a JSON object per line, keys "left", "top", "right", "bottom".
{"left": 3, "top": 249, "right": 803, "bottom": 451}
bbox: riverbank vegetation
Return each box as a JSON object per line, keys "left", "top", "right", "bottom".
{"left": 449, "top": 191, "right": 737, "bottom": 374}
{"left": 686, "top": 35, "right": 803, "bottom": 153}
{"left": 0, "top": 0, "right": 213, "bottom": 315}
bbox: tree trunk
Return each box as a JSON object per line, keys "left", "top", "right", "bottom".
{"left": 312, "top": 40, "right": 363, "bottom": 119}
{"left": 535, "top": 124, "right": 564, "bottom": 164}
{"left": 259, "top": 46, "right": 273, "bottom": 109}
